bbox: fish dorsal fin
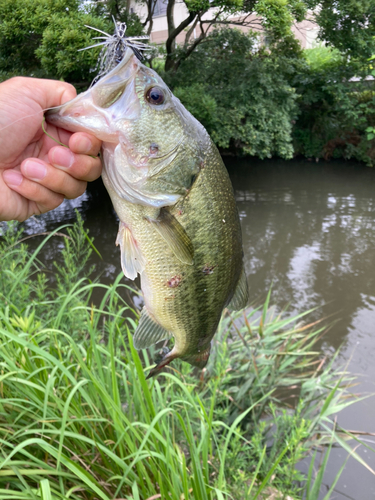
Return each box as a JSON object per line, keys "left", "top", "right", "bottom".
{"left": 116, "top": 222, "right": 145, "bottom": 280}
{"left": 182, "top": 343, "right": 211, "bottom": 369}
{"left": 133, "top": 307, "right": 171, "bottom": 349}
{"left": 227, "top": 268, "right": 249, "bottom": 311}
{"left": 146, "top": 208, "right": 194, "bottom": 265}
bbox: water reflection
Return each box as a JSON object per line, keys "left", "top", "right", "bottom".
{"left": 230, "top": 159, "right": 375, "bottom": 353}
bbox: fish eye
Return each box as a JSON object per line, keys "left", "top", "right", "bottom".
{"left": 146, "top": 86, "right": 165, "bottom": 105}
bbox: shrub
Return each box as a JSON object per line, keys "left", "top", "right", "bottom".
{"left": 167, "top": 28, "right": 299, "bottom": 160}
{"left": 292, "top": 46, "right": 375, "bottom": 165}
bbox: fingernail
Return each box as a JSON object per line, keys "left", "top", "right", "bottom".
{"left": 23, "top": 160, "right": 47, "bottom": 180}
{"left": 3, "top": 169, "right": 23, "bottom": 186}
{"left": 76, "top": 136, "right": 92, "bottom": 153}
{"left": 51, "top": 148, "right": 74, "bottom": 169}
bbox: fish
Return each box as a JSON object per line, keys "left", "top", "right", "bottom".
{"left": 46, "top": 46, "right": 249, "bottom": 378}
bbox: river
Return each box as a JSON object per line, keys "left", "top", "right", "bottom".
{"left": 12, "top": 157, "right": 375, "bottom": 499}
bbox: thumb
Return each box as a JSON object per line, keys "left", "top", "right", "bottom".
{"left": 22, "top": 77, "right": 77, "bottom": 110}
{"left": 0, "top": 78, "right": 77, "bottom": 164}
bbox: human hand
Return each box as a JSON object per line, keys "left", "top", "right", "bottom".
{"left": 0, "top": 77, "right": 102, "bottom": 222}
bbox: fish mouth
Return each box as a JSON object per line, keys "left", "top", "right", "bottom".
{"left": 45, "top": 103, "right": 112, "bottom": 138}
{"left": 45, "top": 48, "right": 139, "bottom": 141}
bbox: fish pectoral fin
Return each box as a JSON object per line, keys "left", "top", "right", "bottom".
{"left": 133, "top": 307, "right": 171, "bottom": 350}
{"left": 116, "top": 222, "right": 145, "bottom": 281}
{"left": 146, "top": 208, "right": 194, "bottom": 265}
{"left": 227, "top": 268, "right": 249, "bottom": 311}
{"left": 182, "top": 344, "right": 211, "bottom": 369}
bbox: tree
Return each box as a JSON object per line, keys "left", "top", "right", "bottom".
{"left": 307, "top": 0, "right": 375, "bottom": 61}
{"left": 144, "top": 0, "right": 308, "bottom": 72}
{"left": 136, "top": 0, "right": 375, "bottom": 72}
{"left": 167, "top": 28, "right": 300, "bottom": 158}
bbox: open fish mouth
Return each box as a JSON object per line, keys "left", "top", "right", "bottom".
{"left": 45, "top": 48, "right": 138, "bottom": 141}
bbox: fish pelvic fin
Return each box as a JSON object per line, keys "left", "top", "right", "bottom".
{"left": 181, "top": 343, "right": 211, "bottom": 369}
{"left": 133, "top": 307, "right": 171, "bottom": 349}
{"left": 116, "top": 222, "right": 145, "bottom": 280}
{"left": 146, "top": 208, "right": 194, "bottom": 265}
{"left": 227, "top": 267, "right": 249, "bottom": 312}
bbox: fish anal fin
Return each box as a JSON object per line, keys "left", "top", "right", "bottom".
{"left": 227, "top": 268, "right": 249, "bottom": 312}
{"left": 146, "top": 208, "right": 194, "bottom": 265}
{"left": 116, "top": 222, "right": 145, "bottom": 280}
{"left": 133, "top": 307, "right": 171, "bottom": 350}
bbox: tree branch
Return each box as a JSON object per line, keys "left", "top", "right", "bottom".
{"left": 184, "top": 17, "right": 199, "bottom": 48}
{"left": 166, "top": 10, "right": 198, "bottom": 56}
{"left": 167, "top": 0, "right": 176, "bottom": 38}
{"left": 176, "top": 13, "right": 208, "bottom": 68}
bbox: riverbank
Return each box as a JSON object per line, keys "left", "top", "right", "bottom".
{"left": 0, "top": 211, "right": 373, "bottom": 499}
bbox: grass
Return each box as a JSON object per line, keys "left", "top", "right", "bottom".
{"left": 0, "top": 216, "right": 373, "bottom": 499}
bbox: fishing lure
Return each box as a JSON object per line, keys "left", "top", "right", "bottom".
{"left": 78, "top": 18, "right": 152, "bottom": 82}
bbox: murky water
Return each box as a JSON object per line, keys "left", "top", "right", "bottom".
{"left": 6, "top": 157, "right": 375, "bottom": 499}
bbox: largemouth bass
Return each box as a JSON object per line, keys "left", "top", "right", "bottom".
{"left": 46, "top": 47, "right": 248, "bottom": 378}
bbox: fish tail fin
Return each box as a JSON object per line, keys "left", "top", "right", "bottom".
{"left": 146, "top": 348, "right": 178, "bottom": 379}
{"left": 145, "top": 343, "right": 212, "bottom": 379}
{"left": 181, "top": 343, "right": 211, "bottom": 369}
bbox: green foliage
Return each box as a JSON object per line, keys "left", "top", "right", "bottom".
{"left": 256, "top": 0, "right": 298, "bottom": 41}
{"left": 304, "top": 45, "right": 342, "bottom": 71}
{"left": 0, "top": 219, "right": 373, "bottom": 499}
{"left": 167, "top": 31, "right": 375, "bottom": 164}
{"left": 162, "top": 0, "right": 375, "bottom": 72}
{"left": 169, "top": 28, "right": 298, "bottom": 159}
{"left": 292, "top": 47, "right": 375, "bottom": 165}
{"left": 308, "top": 0, "right": 375, "bottom": 62}
{"left": 366, "top": 125, "right": 375, "bottom": 141}
{"left": 0, "top": 0, "right": 143, "bottom": 84}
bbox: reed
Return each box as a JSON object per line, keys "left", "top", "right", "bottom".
{"left": 0, "top": 217, "right": 372, "bottom": 499}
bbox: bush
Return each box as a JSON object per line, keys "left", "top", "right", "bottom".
{"left": 0, "top": 217, "right": 373, "bottom": 499}
{"left": 0, "top": 0, "right": 143, "bottom": 85}
{"left": 292, "top": 46, "right": 375, "bottom": 165}
{"left": 166, "top": 28, "right": 299, "bottom": 160}
{"left": 165, "top": 32, "right": 375, "bottom": 165}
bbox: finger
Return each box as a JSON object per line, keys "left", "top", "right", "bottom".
{"left": 4, "top": 77, "right": 76, "bottom": 111}
{"left": 2, "top": 169, "right": 65, "bottom": 214}
{"left": 0, "top": 78, "right": 77, "bottom": 158}
{"left": 48, "top": 146, "right": 102, "bottom": 182}
{"left": 23, "top": 77, "right": 77, "bottom": 109}
{"left": 20, "top": 159, "right": 87, "bottom": 199}
{"left": 68, "top": 132, "right": 102, "bottom": 156}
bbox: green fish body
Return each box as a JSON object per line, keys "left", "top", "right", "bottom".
{"left": 46, "top": 48, "right": 248, "bottom": 377}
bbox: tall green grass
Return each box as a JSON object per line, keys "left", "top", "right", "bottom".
{"left": 0, "top": 217, "right": 373, "bottom": 500}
